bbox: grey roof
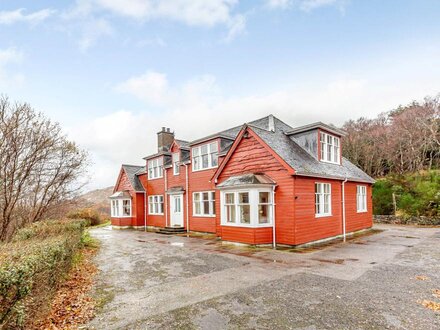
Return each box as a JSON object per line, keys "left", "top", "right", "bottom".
{"left": 109, "top": 191, "right": 131, "bottom": 199}
{"left": 189, "top": 115, "right": 278, "bottom": 146}
{"left": 121, "top": 164, "right": 145, "bottom": 192}
{"left": 143, "top": 151, "right": 170, "bottom": 160}
{"left": 175, "top": 139, "right": 190, "bottom": 149}
{"left": 285, "top": 121, "right": 347, "bottom": 137}
{"left": 249, "top": 118, "right": 375, "bottom": 183}
{"left": 217, "top": 173, "right": 276, "bottom": 188}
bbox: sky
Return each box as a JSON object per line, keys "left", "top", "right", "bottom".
{"left": 1, "top": 0, "right": 440, "bottom": 190}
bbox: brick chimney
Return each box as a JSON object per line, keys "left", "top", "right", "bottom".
{"left": 157, "top": 127, "right": 174, "bottom": 152}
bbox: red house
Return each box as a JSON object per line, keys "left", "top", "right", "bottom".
{"left": 110, "top": 115, "right": 374, "bottom": 247}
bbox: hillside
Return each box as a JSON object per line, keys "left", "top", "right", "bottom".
{"left": 76, "top": 186, "right": 114, "bottom": 217}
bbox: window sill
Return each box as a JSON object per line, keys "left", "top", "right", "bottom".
{"left": 356, "top": 210, "right": 368, "bottom": 213}
{"left": 319, "top": 159, "right": 341, "bottom": 165}
{"left": 111, "top": 215, "right": 132, "bottom": 218}
{"left": 192, "top": 166, "right": 218, "bottom": 173}
{"left": 192, "top": 214, "right": 216, "bottom": 218}
{"left": 315, "top": 213, "right": 332, "bottom": 218}
{"left": 148, "top": 213, "right": 164, "bottom": 216}
{"left": 221, "top": 223, "right": 273, "bottom": 228}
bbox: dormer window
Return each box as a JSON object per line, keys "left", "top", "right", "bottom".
{"left": 320, "top": 132, "right": 340, "bottom": 164}
{"left": 148, "top": 157, "right": 163, "bottom": 179}
{"left": 192, "top": 142, "right": 218, "bottom": 171}
{"left": 172, "top": 152, "right": 180, "bottom": 175}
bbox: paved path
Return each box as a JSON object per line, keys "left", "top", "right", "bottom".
{"left": 86, "top": 225, "right": 440, "bottom": 329}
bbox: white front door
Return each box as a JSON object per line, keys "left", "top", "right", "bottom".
{"left": 170, "top": 194, "right": 184, "bottom": 227}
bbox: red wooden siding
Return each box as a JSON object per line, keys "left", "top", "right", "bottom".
{"left": 293, "top": 176, "right": 342, "bottom": 245}
{"left": 344, "top": 182, "right": 373, "bottom": 232}
{"left": 145, "top": 156, "right": 167, "bottom": 228}
{"left": 186, "top": 139, "right": 219, "bottom": 233}
{"left": 217, "top": 130, "right": 295, "bottom": 245}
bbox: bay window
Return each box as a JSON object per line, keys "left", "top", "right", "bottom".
{"left": 110, "top": 199, "right": 131, "bottom": 217}
{"left": 192, "top": 142, "right": 218, "bottom": 171}
{"left": 315, "top": 183, "right": 331, "bottom": 217}
{"left": 221, "top": 189, "right": 273, "bottom": 227}
{"left": 148, "top": 157, "right": 163, "bottom": 179}
{"left": 356, "top": 185, "right": 367, "bottom": 212}
{"left": 193, "top": 191, "right": 216, "bottom": 216}
{"left": 148, "top": 195, "right": 164, "bottom": 214}
{"left": 320, "top": 132, "right": 340, "bottom": 164}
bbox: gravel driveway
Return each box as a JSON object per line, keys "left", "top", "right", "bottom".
{"left": 86, "top": 225, "right": 440, "bottom": 329}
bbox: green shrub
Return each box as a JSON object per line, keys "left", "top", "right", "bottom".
{"left": 372, "top": 179, "right": 394, "bottom": 215}
{"left": 0, "top": 219, "right": 86, "bottom": 328}
{"left": 67, "top": 208, "right": 102, "bottom": 226}
{"left": 373, "top": 170, "right": 440, "bottom": 217}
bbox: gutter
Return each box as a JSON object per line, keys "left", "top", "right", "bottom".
{"left": 165, "top": 169, "right": 168, "bottom": 227}
{"left": 144, "top": 191, "right": 147, "bottom": 232}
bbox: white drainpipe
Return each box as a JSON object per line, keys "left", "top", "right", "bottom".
{"left": 184, "top": 163, "right": 190, "bottom": 232}
{"left": 165, "top": 168, "right": 168, "bottom": 227}
{"left": 144, "top": 191, "right": 147, "bottom": 232}
{"left": 272, "top": 186, "right": 276, "bottom": 249}
{"left": 342, "top": 177, "right": 348, "bottom": 242}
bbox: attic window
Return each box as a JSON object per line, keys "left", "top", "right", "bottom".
{"left": 148, "top": 157, "right": 163, "bottom": 179}
{"left": 320, "top": 132, "right": 340, "bottom": 164}
{"left": 192, "top": 142, "right": 218, "bottom": 171}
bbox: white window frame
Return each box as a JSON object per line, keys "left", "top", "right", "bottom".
{"left": 320, "top": 132, "right": 340, "bottom": 164}
{"left": 148, "top": 157, "right": 163, "bottom": 180}
{"left": 172, "top": 152, "right": 180, "bottom": 175}
{"left": 193, "top": 191, "right": 216, "bottom": 217}
{"left": 356, "top": 185, "right": 367, "bottom": 213}
{"left": 110, "top": 199, "right": 132, "bottom": 218}
{"left": 148, "top": 195, "right": 164, "bottom": 215}
{"left": 220, "top": 188, "right": 273, "bottom": 228}
{"left": 315, "top": 182, "right": 332, "bottom": 217}
{"left": 192, "top": 141, "right": 219, "bottom": 172}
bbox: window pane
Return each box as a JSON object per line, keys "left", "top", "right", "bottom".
{"left": 201, "top": 144, "right": 208, "bottom": 155}
{"left": 194, "top": 156, "right": 200, "bottom": 170}
{"left": 194, "top": 193, "right": 200, "bottom": 201}
{"left": 226, "top": 205, "right": 235, "bottom": 223}
{"left": 225, "top": 193, "right": 234, "bottom": 204}
{"left": 203, "top": 201, "right": 210, "bottom": 215}
{"left": 193, "top": 147, "right": 199, "bottom": 156}
{"left": 324, "top": 184, "right": 330, "bottom": 193}
{"left": 259, "top": 192, "right": 269, "bottom": 203}
{"left": 210, "top": 142, "right": 218, "bottom": 152}
{"left": 195, "top": 202, "right": 201, "bottom": 215}
{"left": 239, "top": 205, "right": 250, "bottom": 223}
{"left": 211, "top": 152, "right": 218, "bottom": 167}
{"left": 211, "top": 201, "right": 216, "bottom": 215}
{"left": 202, "top": 192, "right": 209, "bottom": 201}
{"left": 239, "top": 192, "right": 249, "bottom": 204}
{"left": 258, "top": 205, "right": 269, "bottom": 223}
{"left": 202, "top": 154, "right": 209, "bottom": 168}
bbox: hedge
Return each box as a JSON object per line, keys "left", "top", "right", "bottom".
{"left": 0, "top": 219, "right": 87, "bottom": 329}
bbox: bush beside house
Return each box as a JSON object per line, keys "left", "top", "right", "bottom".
{"left": 0, "top": 219, "right": 87, "bottom": 329}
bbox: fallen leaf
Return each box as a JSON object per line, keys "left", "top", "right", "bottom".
{"left": 415, "top": 275, "right": 429, "bottom": 281}
{"left": 419, "top": 300, "right": 440, "bottom": 312}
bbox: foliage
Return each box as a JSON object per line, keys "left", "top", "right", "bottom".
{"left": 373, "top": 170, "right": 440, "bottom": 216}
{"left": 0, "top": 219, "right": 87, "bottom": 329}
{"left": 343, "top": 94, "right": 440, "bottom": 177}
{"left": 68, "top": 208, "right": 103, "bottom": 226}
{"left": 0, "top": 96, "right": 89, "bottom": 241}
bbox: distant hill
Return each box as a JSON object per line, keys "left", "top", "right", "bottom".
{"left": 76, "top": 186, "right": 114, "bottom": 217}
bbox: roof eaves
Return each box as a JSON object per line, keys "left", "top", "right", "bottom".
{"left": 286, "top": 122, "right": 346, "bottom": 137}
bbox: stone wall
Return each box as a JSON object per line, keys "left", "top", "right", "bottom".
{"left": 374, "top": 215, "right": 440, "bottom": 226}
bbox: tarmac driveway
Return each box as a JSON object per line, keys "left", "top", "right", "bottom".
{"left": 87, "top": 225, "right": 440, "bottom": 329}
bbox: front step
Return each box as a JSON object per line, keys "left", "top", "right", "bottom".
{"left": 158, "top": 226, "right": 186, "bottom": 235}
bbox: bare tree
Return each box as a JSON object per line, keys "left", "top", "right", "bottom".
{"left": 342, "top": 93, "right": 440, "bottom": 177}
{"left": 0, "top": 96, "right": 88, "bottom": 240}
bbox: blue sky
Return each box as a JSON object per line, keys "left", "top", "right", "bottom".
{"left": 1, "top": 0, "right": 440, "bottom": 189}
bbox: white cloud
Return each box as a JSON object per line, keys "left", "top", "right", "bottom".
{"left": 78, "top": 18, "right": 114, "bottom": 52}
{"left": 299, "top": 0, "right": 348, "bottom": 12}
{"left": 68, "top": 0, "right": 245, "bottom": 41}
{"left": 265, "top": 0, "right": 348, "bottom": 12}
{"left": 0, "top": 48, "right": 25, "bottom": 87}
{"left": 0, "top": 8, "right": 56, "bottom": 25}
{"left": 266, "top": 0, "right": 293, "bottom": 9}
